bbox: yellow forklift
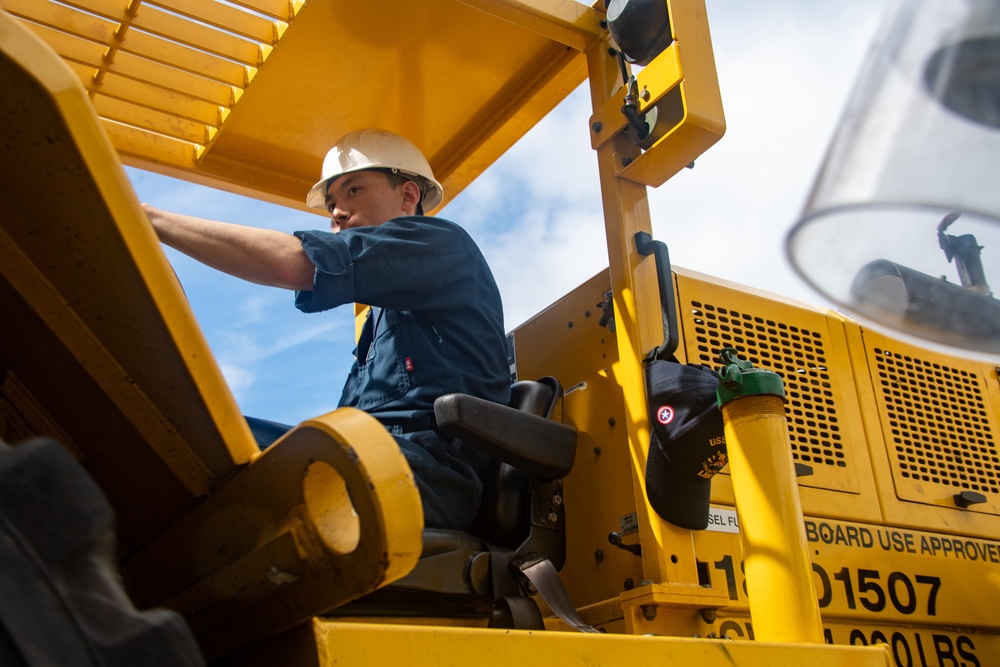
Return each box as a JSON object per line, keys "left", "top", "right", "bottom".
{"left": 1, "top": 0, "right": 997, "bottom": 665}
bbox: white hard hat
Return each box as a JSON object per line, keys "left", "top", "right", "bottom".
{"left": 306, "top": 128, "right": 444, "bottom": 212}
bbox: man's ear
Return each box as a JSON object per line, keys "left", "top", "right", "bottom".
{"left": 401, "top": 180, "right": 422, "bottom": 215}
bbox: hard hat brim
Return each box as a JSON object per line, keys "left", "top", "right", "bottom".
{"left": 306, "top": 167, "right": 443, "bottom": 213}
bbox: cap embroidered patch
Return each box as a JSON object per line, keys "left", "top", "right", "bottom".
{"left": 656, "top": 405, "right": 675, "bottom": 425}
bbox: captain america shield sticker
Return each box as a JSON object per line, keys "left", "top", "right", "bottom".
{"left": 657, "top": 405, "right": 675, "bottom": 425}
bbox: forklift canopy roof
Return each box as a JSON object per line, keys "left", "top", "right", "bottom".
{"left": 7, "top": 0, "right": 602, "bottom": 211}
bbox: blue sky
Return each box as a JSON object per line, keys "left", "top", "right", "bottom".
{"left": 130, "top": 0, "right": 890, "bottom": 426}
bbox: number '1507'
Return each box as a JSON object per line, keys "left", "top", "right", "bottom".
{"left": 712, "top": 556, "right": 941, "bottom": 616}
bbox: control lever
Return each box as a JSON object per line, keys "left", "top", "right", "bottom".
{"left": 608, "top": 531, "right": 641, "bottom": 557}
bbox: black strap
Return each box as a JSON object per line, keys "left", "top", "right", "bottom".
{"left": 484, "top": 545, "right": 597, "bottom": 633}
{"left": 484, "top": 541, "right": 520, "bottom": 599}
{"left": 483, "top": 542, "right": 545, "bottom": 630}
{"left": 489, "top": 596, "right": 544, "bottom": 630}
{"left": 518, "top": 558, "right": 600, "bottom": 633}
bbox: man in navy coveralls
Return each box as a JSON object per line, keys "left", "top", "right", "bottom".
{"left": 144, "top": 128, "right": 510, "bottom": 530}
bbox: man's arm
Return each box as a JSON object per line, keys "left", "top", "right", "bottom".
{"left": 143, "top": 205, "right": 316, "bottom": 291}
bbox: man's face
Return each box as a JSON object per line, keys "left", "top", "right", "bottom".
{"left": 323, "top": 170, "right": 415, "bottom": 232}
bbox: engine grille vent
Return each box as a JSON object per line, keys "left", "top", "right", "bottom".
{"left": 690, "top": 301, "right": 846, "bottom": 471}
{"left": 873, "top": 347, "right": 999, "bottom": 495}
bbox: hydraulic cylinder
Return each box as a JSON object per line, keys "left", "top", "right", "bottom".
{"left": 716, "top": 349, "right": 824, "bottom": 644}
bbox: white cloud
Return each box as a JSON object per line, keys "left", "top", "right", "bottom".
{"left": 216, "top": 316, "right": 346, "bottom": 364}
{"left": 217, "top": 362, "right": 256, "bottom": 397}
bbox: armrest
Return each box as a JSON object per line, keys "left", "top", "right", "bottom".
{"left": 434, "top": 394, "right": 577, "bottom": 479}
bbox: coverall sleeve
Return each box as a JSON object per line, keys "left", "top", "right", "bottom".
{"left": 293, "top": 217, "right": 486, "bottom": 313}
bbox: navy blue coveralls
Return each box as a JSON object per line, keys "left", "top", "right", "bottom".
{"left": 293, "top": 216, "right": 510, "bottom": 530}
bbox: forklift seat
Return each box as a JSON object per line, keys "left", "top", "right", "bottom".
{"left": 332, "top": 376, "right": 578, "bottom": 628}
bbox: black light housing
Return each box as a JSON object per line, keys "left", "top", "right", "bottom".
{"left": 606, "top": 0, "right": 673, "bottom": 66}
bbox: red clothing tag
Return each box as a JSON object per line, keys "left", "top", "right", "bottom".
{"left": 405, "top": 357, "right": 414, "bottom": 372}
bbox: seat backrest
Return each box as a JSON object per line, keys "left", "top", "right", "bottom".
{"left": 469, "top": 378, "right": 560, "bottom": 549}
{"left": 509, "top": 379, "right": 560, "bottom": 419}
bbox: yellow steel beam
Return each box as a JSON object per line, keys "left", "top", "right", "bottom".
{"left": 583, "top": 0, "right": 727, "bottom": 594}
{"left": 232, "top": 0, "right": 304, "bottom": 22}
{"left": 65, "top": 60, "right": 222, "bottom": 125}
{"left": 457, "top": 0, "right": 604, "bottom": 51}
{"left": 222, "top": 620, "right": 892, "bottom": 667}
{"left": 587, "top": 34, "right": 700, "bottom": 589}
{"left": 6, "top": 0, "right": 254, "bottom": 86}
{"left": 58, "top": 0, "right": 265, "bottom": 65}
{"left": 152, "top": 0, "right": 287, "bottom": 43}
{"left": 129, "top": 6, "right": 264, "bottom": 66}
{"left": 93, "top": 92, "right": 212, "bottom": 143}
{"left": 105, "top": 117, "right": 202, "bottom": 169}
{"left": 20, "top": 20, "right": 239, "bottom": 105}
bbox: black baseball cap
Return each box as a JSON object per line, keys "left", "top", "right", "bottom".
{"left": 644, "top": 359, "right": 728, "bottom": 530}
